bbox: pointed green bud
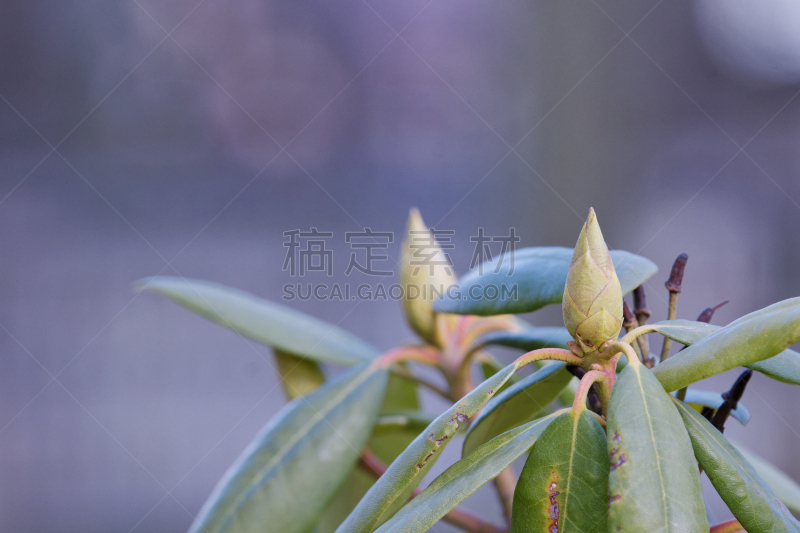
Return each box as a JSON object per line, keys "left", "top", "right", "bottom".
{"left": 400, "top": 208, "right": 458, "bottom": 346}
{"left": 562, "top": 208, "right": 623, "bottom": 355}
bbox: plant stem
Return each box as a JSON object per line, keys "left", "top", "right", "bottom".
{"left": 659, "top": 292, "right": 678, "bottom": 362}
{"left": 572, "top": 370, "right": 604, "bottom": 413}
{"left": 514, "top": 348, "right": 584, "bottom": 368}
{"left": 441, "top": 509, "right": 506, "bottom": 533}
{"left": 633, "top": 286, "right": 653, "bottom": 367}
{"left": 389, "top": 366, "right": 451, "bottom": 400}
{"left": 358, "top": 449, "right": 505, "bottom": 533}
{"left": 622, "top": 301, "right": 643, "bottom": 362}
{"left": 660, "top": 253, "right": 688, "bottom": 362}
{"left": 710, "top": 369, "right": 753, "bottom": 433}
{"left": 567, "top": 366, "right": 603, "bottom": 415}
{"left": 377, "top": 346, "right": 441, "bottom": 368}
{"left": 492, "top": 467, "right": 517, "bottom": 526}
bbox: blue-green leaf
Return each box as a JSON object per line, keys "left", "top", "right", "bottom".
{"left": 675, "top": 401, "right": 800, "bottom": 532}
{"left": 607, "top": 364, "right": 708, "bottom": 532}
{"left": 138, "top": 276, "right": 378, "bottom": 365}
{"left": 375, "top": 411, "right": 563, "bottom": 533}
{"left": 463, "top": 362, "right": 572, "bottom": 457}
{"left": 652, "top": 319, "right": 800, "bottom": 385}
{"left": 337, "top": 364, "right": 520, "bottom": 533}
{"left": 652, "top": 299, "right": 800, "bottom": 391}
{"left": 189, "top": 364, "right": 387, "bottom": 533}
{"left": 434, "top": 247, "right": 657, "bottom": 316}
{"left": 732, "top": 441, "right": 800, "bottom": 516}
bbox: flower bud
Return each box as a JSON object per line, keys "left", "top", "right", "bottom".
{"left": 562, "top": 208, "right": 623, "bottom": 355}
{"left": 400, "top": 208, "right": 458, "bottom": 346}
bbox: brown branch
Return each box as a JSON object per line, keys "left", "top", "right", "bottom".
{"left": 358, "top": 449, "right": 506, "bottom": 533}
{"left": 622, "top": 301, "right": 643, "bottom": 362}
{"left": 492, "top": 467, "right": 516, "bottom": 526}
{"left": 660, "top": 253, "right": 688, "bottom": 362}
{"left": 632, "top": 286, "right": 653, "bottom": 367}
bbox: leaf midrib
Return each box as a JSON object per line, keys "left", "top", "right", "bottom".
{"left": 634, "top": 366, "right": 669, "bottom": 530}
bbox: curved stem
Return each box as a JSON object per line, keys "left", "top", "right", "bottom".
{"left": 514, "top": 347, "right": 584, "bottom": 369}
{"left": 376, "top": 346, "right": 441, "bottom": 368}
{"left": 572, "top": 370, "right": 604, "bottom": 413}
{"left": 389, "top": 366, "right": 451, "bottom": 400}
{"left": 456, "top": 316, "right": 521, "bottom": 385}
{"left": 602, "top": 341, "right": 641, "bottom": 369}
{"left": 619, "top": 324, "right": 659, "bottom": 346}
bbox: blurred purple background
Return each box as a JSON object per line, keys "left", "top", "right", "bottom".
{"left": 2, "top": 0, "right": 800, "bottom": 531}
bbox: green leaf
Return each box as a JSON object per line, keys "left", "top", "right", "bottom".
{"left": 462, "top": 362, "right": 573, "bottom": 458}
{"left": 189, "top": 363, "right": 387, "bottom": 533}
{"left": 673, "top": 389, "right": 751, "bottom": 425}
{"left": 433, "top": 247, "right": 657, "bottom": 316}
{"left": 748, "top": 352, "right": 800, "bottom": 385}
{"left": 480, "top": 353, "right": 522, "bottom": 396}
{"left": 511, "top": 410, "right": 609, "bottom": 533}
{"left": 337, "top": 364, "right": 520, "bottom": 533}
{"left": 732, "top": 441, "right": 800, "bottom": 516}
{"left": 652, "top": 299, "right": 800, "bottom": 391}
{"left": 138, "top": 276, "right": 378, "bottom": 365}
{"left": 273, "top": 349, "right": 326, "bottom": 400}
{"left": 477, "top": 327, "right": 572, "bottom": 351}
{"left": 375, "top": 411, "right": 563, "bottom": 533}
{"left": 674, "top": 401, "right": 800, "bottom": 532}
{"left": 607, "top": 364, "right": 708, "bottom": 532}
{"left": 315, "top": 373, "right": 422, "bottom": 532}
{"left": 653, "top": 319, "right": 800, "bottom": 385}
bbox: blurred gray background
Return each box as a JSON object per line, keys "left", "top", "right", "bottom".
{"left": 2, "top": 0, "right": 800, "bottom": 531}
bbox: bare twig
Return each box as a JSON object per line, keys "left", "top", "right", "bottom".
{"left": 711, "top": 369, "right": 753, "bottom": 434}
{"left": 633, "top": 286, "right": 653, "bottom": 367}
{"left": 660, "top": 253, "right": 688, "bottom": 362}
{"left": 622, "top": 301, "right": 643, "bottom": 362}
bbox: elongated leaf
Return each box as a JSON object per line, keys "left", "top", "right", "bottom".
{"left": 733, "top": 441, "right": 800, "bottom": 516}
{"left": 463, "top": 362, "right": 572, "bottom": 457}
{"left": 189, "top": 364, "right": 387, "bottom": 533}
{"left": 748, "top": 352, "right": 800, "bottom": 385}
{"left": 511, "top": 409, "right": 608, "bottom": 533}
{"left": 337, "top": 364, "right": 520, "bottom": 533}
{"left": 376, "top": 411, "right": 563, "bottom": 533}
{"left": 675, "top": 401, "right": 800, "bottom": 532}
{"left": 652, "top": 300, "right": 800, "bottom": 391}
{"left": 478, "top": 327, "right": 572, "bottom": 351}
{"left": 607, "top": 364, "right": 708, "bottom": 532}
{"left": 434, "top": 247, "right": 657, "bottom": 316}
{"left": 315, "top": 373, "right": 422, "bottom": 532}
{"left": 139, "top": 276, "right": 378, "bottom": 365}
{"left": 653, "top": 319, "right": 800, "bottom": 385}
{"left": 480, "top": 353, "right": 522, "bottom": 396}
{"left": 672, "top": 389, "right": 750, "bottom": 425}
{"left": 273, "top": 349, "right": 326, "bottom": 400}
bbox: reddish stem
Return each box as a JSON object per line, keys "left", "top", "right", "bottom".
{"left": 358, "top": 449, "right": 505, "bottom": 533}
